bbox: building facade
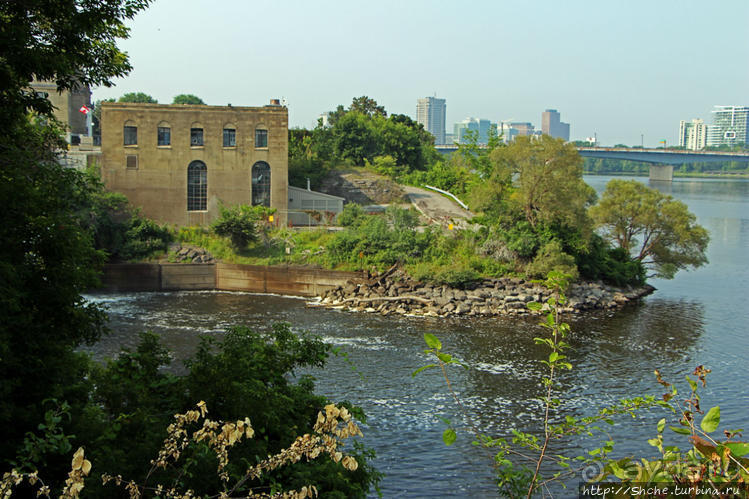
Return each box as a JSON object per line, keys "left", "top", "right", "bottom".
{"left": 453, "top": 117, "right": 493, "bottom": 144}
{"left": 29, "top": 79, "right": 92, "bottom": 140}
{"left": 541, "top": 109, "right": 570, "bottom": 141}
{"left": 678, "top": 119, "right": 708, "bottom": 151}
{"left": 101, "top": 101, "right": 288, "bottom": 226}
{"left": 510, "top": 122, "right": 535, "bottom": 137}
{"left": 416, "top": 96, "right": 446, "bottom": 145}
{"left": 707, "top": 106, "right": 749, "bottom": 147}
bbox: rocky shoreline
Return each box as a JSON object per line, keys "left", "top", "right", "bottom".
{"left": 315, "top": 271, "right": 655, "bottom": 317}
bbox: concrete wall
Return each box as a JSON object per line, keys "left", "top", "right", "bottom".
{"left": 649, "top": 164, "right": 674, "bottom": 181}
{"left": 216, "top": 264, "right": 364, "bottom": 296}
{"left": 161, "top": 264, "right": 216, "bottom": 290}
{"left": 98, "top": 263, "right": 364, "bottom": 297}
{"left": 100, "top": 263, "right": 162, "bottom": 291}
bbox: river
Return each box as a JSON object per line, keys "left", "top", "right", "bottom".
{"left": 85, "top": 175, "right": 749, "bottom": 497}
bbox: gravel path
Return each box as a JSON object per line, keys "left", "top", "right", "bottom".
{"left": 401, "top": 185, "right": 473, "bottom": 227}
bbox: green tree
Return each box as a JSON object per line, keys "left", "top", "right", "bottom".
{"left": 0, "top": 0, "right": 150, "bottom": 466}
{"left": 0, "top": 118, "right": 108, "bottom": 462}
{"left": 118, "top": 92, "right": 158, "bottom": 103}
{"left": 589, "top": 179, "right": 709, "bottom": 278}
{"left": 333, "top": 112, "right": 377, "bottom": 165}
{"left": 172, "top": 93, "right": 205, "bottom": 105}
{"left": 0, "top": 0, "right": 150, "bottom": 130}
{"left": 490, "top": 135, "right": 596, "bottom": 233}
{"left": 349, "top": 95, "right": 387, "bottom": 118}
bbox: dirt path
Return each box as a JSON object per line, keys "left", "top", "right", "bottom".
{"left": 401, "top": 185, "right": 473, "bottom": 227}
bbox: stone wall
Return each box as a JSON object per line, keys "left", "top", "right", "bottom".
{"left": 317, "top": 273, "right": 655, "bottom": 318}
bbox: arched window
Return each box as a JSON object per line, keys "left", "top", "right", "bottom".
{"left": 251, "top": 161, "right": 271, "bottom": 207}
{"left": 187, "top": 161, "right": 207, "bottom": 211}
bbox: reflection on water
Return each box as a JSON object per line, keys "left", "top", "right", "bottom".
{"left": 85, "top": 176, "right": 749, "bottom": 497}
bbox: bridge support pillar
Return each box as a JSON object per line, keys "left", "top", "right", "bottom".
{"left": 649, "top": 164, "right": 673, "bottom": 182}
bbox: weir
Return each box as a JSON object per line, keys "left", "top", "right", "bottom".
{"left": 98, "top": 263, "right": 366, "bottom": 296}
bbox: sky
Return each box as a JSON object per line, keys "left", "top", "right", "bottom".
{"left": 94, "top": 0, "right": 749, "bottom": 147}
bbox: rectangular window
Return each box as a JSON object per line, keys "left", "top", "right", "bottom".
{"left": 124, "top": 126, "right": 137, "bottom": 146}
{"left": 157, "top": 127, "right": 171, "bottom": 146}
{"left": 255, "top": 129, "right": 268, "bottom": 148}
{"left": 190, "top": 128, "right": 204, "bottom": 146}
{"left": 126, "top": 154, "right": 138, "bottom": 169}
{"left": 223, "top": 128, "right": 236, "bottom": 147}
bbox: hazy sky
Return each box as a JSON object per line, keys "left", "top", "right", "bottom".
{"left": 94, "top": 0, "right": 749, "bottom": 147}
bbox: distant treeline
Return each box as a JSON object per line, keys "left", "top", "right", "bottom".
{"left": 583, "top": 158, "right": 749, "bottom": 174}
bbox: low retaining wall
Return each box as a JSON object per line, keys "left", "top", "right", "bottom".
{"left": 98, "top": 263, "right": 365, "bottom": 297}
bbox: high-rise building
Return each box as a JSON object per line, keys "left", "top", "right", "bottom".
{"left": 511, "top": 122, "right": 535, "bottom": 137}
{"left": 416, "top": 96, "right": 446, "bottom": 145}
{"left": 707, "top": 106, "right": 749, "bottom": 147}
{"left": 453, "top": 117, "right": 494, "bottom": 144}
{"left": 678, "top": 119, "right": 707, "bottom": 151}
{"left": 453, "top": 117, "right": 478, "bottom": 144}
{"left": 498, "top": 122, "right": 519, "bottom": 143}
{"left": 541, "top": 109, "right": 570, "bottom": 141}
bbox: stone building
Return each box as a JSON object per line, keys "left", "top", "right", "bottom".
{"left": 29, "top": 79, "right": 92, "bottom": 140}
{"left": 101, "top": 101, "right": 288, "bottom": 226}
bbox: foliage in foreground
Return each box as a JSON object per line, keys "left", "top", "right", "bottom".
{"left": 5, "top": 324, "right": 379, "bottom": 497}
{"left": 3, "top": 401, "right": 364, "bottom": 498}
{"left": 415, "top": 272, "right": 748, "bottom": 497}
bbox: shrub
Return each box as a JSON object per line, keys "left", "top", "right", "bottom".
{"left": 211, "top": 204, "right": 271, "bottom": 249}
{"left": 525, "top": 240, "right": 579, "bottom": 280}
{"left": 434, "top": 266, "right": 481, "bottom": 288}
{"left": 119, "top": 216, "right": 171, "bottom": 260}
{"left": 338, "top": 203, "right": 365, "bottom": 227}
{"left": 500, "top": 221, "right": 545, "bottom": 259}
{"left": 576, "top": 234, "right": 646, "bottom": 286}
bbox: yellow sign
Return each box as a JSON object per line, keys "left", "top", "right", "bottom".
{"left": 268, "top": 215, "right": 274, "bottom": 222}
{"left": 448, "top": 223, "right": 454, "bottom": 230}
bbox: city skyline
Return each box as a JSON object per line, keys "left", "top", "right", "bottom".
{"left": 91, "top": 0, "right": 748, "bottom": 147}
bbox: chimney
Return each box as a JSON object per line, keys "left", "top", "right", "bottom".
{"left": 306, "top": 178, "right": 311, "bottom": 191}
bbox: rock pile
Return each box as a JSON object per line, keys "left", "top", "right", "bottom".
{"left": 170, "top": 244, "right": 215, "bottom": 263}
{"left": 317, "top": 274, "right": 655, "bottom": 317}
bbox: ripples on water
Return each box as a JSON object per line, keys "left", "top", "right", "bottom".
{"left": 84, "top": 176, "right": 749, "bottom": 497}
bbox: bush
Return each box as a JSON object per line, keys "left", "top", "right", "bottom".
{"left": 525, "top": 240, "right": 579, "bottom": 280}
{"left": 576, "top": 235, "right": 646, "bottom": 286}
{"left": 119, "top": 216, "right": 171, "bottom": 260}
{"left": 326, "top": 212, "right": 434, "bottom": 269}
{"left": 500, "top": 221, "right": 546, "bottom": 259}
{"left": 338, "top": 203, "right": 365, "bottom": 227}
{"left": 211, "top": 204, "right": 272, "bottom": 249}
{"left": 433, "top": 265, "right": 481, "bottom": 289}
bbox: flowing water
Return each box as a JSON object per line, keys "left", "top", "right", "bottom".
{"left": 85, "top": 175, "right": 749, "bottom": 497}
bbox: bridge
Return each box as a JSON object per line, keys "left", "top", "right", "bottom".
{"left": 434, "top": 145, "right": 749, "bottom": 181}
{"left": 576, "top": 147, "right": 749, "bottom": 181}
